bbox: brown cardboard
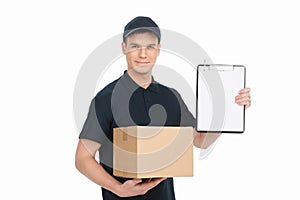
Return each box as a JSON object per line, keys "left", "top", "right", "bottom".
{"left": 113, "top": 126, "right": 194, "bottom": 178}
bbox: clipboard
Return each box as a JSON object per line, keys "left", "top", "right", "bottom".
{"left": 196, "top": 64, "right": 246, "bottom": 133}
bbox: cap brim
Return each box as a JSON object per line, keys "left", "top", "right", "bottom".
{"left": 123, "top": 27, "right": 161, "bottom": 40}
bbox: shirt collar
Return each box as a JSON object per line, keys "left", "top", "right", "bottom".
{"left": 122, "top": 70, "right": 160, "bottom": 93}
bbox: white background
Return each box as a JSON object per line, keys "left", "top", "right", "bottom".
{"left": 1, "top": 0, "right": 300, "bottom": 199}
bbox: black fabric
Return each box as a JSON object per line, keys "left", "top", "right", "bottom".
{"left": 123, "top": 16, "right": 161, "bottom": 42}
{"left": 79, "top": 71, "right": 195, "bottom": 200}
{"left": 101, "top": 164, "right": 175, "bottom": 200}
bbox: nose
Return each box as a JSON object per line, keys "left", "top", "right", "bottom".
{"left": 138, "top": 47, "right": 147, "bottom": 58}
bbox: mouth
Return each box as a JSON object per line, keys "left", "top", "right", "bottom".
{"left": 135, "top": 61, "right": 150, "bottom": 65}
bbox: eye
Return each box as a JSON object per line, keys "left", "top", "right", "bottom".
{"left": 147, "top": 45, "right": 156, "bottom": 49}
{"left": 130, "top": 45, "right": 138, "bottom": 49}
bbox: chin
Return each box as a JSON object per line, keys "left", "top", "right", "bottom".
{"left": 131, "top": 65, "right": 153, "bottom": 75}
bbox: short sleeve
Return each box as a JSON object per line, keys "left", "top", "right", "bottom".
{"left": 172, "top": 89, "right": 196, "bottom": 127}
{"left": 79, "top": 97, "right": 110, "bottom": 144}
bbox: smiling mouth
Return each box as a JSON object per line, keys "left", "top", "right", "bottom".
{"left": 135, "top": 61, "right": 150, "bottom": 65}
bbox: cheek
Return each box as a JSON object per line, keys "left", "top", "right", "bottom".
{"left": 126, "top": 53, "right": 133, "bottom": 59}
{"left": 126, "top": 54, "right": 137, "bottom": 65}
{"left": 150, "top": 53, "right": 159, "bottom": 61}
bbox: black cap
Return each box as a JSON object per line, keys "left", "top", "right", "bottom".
{"left": 123, "top": 16, "right": 161, "bottom": 42}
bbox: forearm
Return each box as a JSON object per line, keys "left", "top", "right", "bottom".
{"left": 76, "top": 155, "right": 122, "bottom": 194}
{"left": 193, "top": 130, "right": 221, "bottom": 149}
{"left": 75, "top": 140, "right": 122, "bottom": 195}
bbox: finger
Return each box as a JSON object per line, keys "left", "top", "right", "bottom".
{"left": 140, "top": 178, "right": 165, "bottom": 190}
{"left": 236, "top": 99, "right": 250, "bottom": 105}
{"left": 236, "top": 99, "right": 251, "bottom": 107}
{"left": 236, "top": 90, "right": 251, "bottom": 101}
{"left": 152, "top": 177, "right": 167, "bottom": 184}
{"left": 146, "top": 178, "right": 166, "bottom": 187}
{"left": 238, "top": 87, "right": 251, "bottom": 94}
{"left": 132, "top": 179, "right": 143, "bottom": 185}
{"left": 236, "top": 93, "right": 251, "bottom": 100}
{"left": 145, "top": 178, "right": 152, "bottom": 183}
{"left": 135, "top": 178, "right": 167, "bottom": 196}
{"left": 235, "top": 96, "right": 251, "bottom": 103}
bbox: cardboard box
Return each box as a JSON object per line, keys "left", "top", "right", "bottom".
{"left": 113, "top": 126, "right": 194, "bottom": 178}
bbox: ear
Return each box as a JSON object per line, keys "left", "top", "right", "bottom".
{"left": 121, "top": 42, "right": 126, "bottom": 54}
{"left": 157, "top": 43, "right": 161, "bottom": 56}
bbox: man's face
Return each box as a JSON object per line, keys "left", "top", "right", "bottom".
{"left": 122, "top": 32, "right": 160, "bottom": 75}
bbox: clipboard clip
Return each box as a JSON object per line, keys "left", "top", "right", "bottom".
{"left": 203, "top": 64, "right": 234, "bottom": 72}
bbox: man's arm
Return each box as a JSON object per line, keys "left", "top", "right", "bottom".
{"left": 193, "top": 131, "right": 221, "bottom": 149}
{"left": 75, "top": 139, "right": 165, "bottom": 197}
{"left": 193, "top": 88, "right": 251, "bottom": 149}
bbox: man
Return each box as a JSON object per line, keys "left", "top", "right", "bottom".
{"left": 75, "top": 16, "right": 251, "bottom": 199}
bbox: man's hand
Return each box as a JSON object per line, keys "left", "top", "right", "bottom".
{"left": 115, "top": 178, "right": 166, "bottom": 197}
{"left": 194, "top": 87, "right": 252, "bottom": 149}
{"left": 235, "top": 88, "right": 251, "bottom": 109}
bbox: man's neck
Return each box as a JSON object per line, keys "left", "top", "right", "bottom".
{"left": 127, "top": 70, "right": 152, "bottom": 89}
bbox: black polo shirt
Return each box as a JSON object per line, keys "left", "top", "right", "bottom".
{"left": 79, "top": 71, "right": 195, "bottom": 200}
